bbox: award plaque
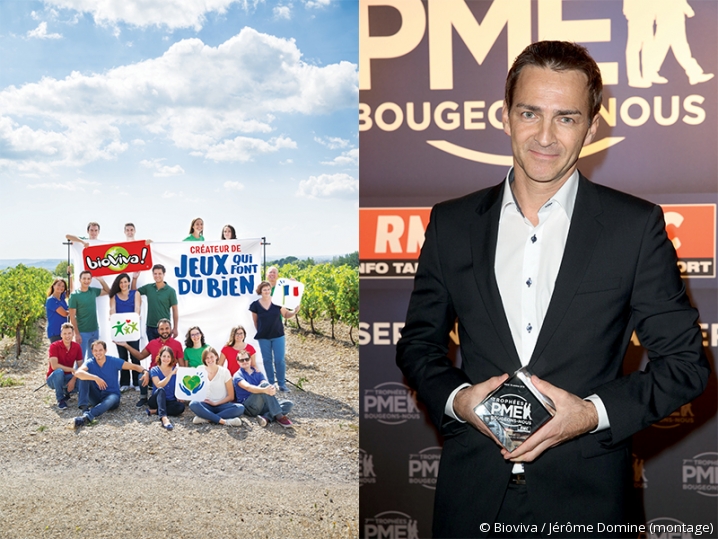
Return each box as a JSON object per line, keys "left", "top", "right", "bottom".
{"left": 473, "top": 367, "right": 556, "bottom": 452}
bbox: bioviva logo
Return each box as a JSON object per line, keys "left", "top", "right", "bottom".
{"left": 359, "top": 0, "right": 713, "bottom": 165}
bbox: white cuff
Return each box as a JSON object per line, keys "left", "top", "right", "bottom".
{"left": 584, "top": 394, "right": 610, "bottom": 432}
{"left": 444, "top": 383, "right": 472, "bottom": 422}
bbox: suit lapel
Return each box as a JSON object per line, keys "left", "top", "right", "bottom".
{"left": 529, "top": 174, "right": 604, "bottom": 369}
{"left": 470, "top": 182, "right": 522, "bottom": 369}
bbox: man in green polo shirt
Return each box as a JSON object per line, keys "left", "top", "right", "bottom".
{"left": 132, "top": 264, "right": 179, "bottom": 341}
{"left": 69, "top": 270, "right": 109, "bottom": 360}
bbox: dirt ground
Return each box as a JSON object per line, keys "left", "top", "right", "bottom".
{"left": 0, "top": 319, "right": 358, "bottom": 539}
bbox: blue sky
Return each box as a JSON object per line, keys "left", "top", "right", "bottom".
{"left": 0, "top": 0, "right": 358, "bottom": 260}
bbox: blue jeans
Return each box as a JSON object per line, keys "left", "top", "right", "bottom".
{"left": 146, "top": 326, "right": 160, "bottom": 342}
{"left": 79, "top": 330, "right": 99, "bottom": 361}
{"left": 189, "top": 401, "right": 244, "bottom": 424}
{"left": 148, "top": 388, "right": 185, "bottom": 418}
{"left": 258, "top": 336, "right": 286, "bottom": 386}
{"left": 46, "top": 370, "right": 75, "bottom": 403}
{"left": 78, "top": 379, "right": 120, "bottom": 421}
{"left": 242, "top": 393, "right": 293, "bottom": 420}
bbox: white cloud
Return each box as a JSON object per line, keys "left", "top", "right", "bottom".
{"left": 140, "top": 158, "right": 185, "bottom": 177}
{"left": 314, "top": 135, "right": 349, "bottom": 150}
{"left": 162, "top": 190, "right": 184, "bottom": 198}
{"left": 26, "top": 178, "right": 100, "bottom": 190}
{"left": 304, "top": 0, "right": 332, "bottom": 8}
{"left": 274, "top": 5, "right": 291, "bottom": 19}
{"left": 0, "top": 28, "right": 357, "bottom": 173}
{"left": 205, "top": 135, "right": 297, "bottom": 162}
{"left": 224, "top": 180, "right": 245, "bottom": 191}
{"left": 27, "top": 22, "right": 63, "bottom": 39}
{"left": 43, "top": 0, "right": 264, "bottom": 31}
{"left": 296, "top": 173, "right": 357, "bottom": 199}
{"left": 321, "top": 147, "right": 358, "bottom": 167}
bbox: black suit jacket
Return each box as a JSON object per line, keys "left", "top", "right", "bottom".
{"left": 396, "top": 174, "right": 709, "bottom": 538}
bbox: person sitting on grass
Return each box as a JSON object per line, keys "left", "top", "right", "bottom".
{"left": 46, "top": 323, "right": 82, "bottom": 409}
{"left": 73, "top": 341, "right": 149, "bottom": 429}
{"left": 219, "top": 325, "right": 257, "bottom": 376}
{"left": 233, "top": 351, "right": 294, "bottom": 428}
{"left": 189, "top": 347, "right": 244, "bottom": 427}
{"left": 146, "top": 346, "right": 185, "bottom": 431}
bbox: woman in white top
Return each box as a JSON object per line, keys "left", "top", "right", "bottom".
{"left": 188, "top": 347, "right": 244, "bottom": 426}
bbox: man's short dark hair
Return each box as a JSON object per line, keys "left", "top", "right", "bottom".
{"left": 92, "top": 340, "right": 107, "bottom": 351}
{"left": 61, "top": 322, "right": 74, "bottom": 332}
{"left": 152, "top": 264, "right": 166, "bottom": 274}
{"left": 87, "top": 222, "right": 100, "bottom": 232}
{"left": 157, "top": 318, "right": 172, "bottom": 329}
{"left": 505, "top": 41, "right": 603, "bottom": 118}
{"left": 79, "top": 270, "right": 92, "bottom": 279}
{"left": 124, "top": 223, "right": 135, "bottom": 229}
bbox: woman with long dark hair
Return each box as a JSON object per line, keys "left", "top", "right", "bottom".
{"left": 45, "top": 277, "right": 70, "bottom": 343}
{"left": 109, "top": 273, "right": 142, "bottom": 391}
{"left": 146, "top": 346, "right": 185, "bottom": 431}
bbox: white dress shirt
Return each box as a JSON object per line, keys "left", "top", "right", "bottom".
{"left": 444, "top": 169, "right": 609, "bottom": 471}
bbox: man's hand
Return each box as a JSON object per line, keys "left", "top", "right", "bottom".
{"left": 75, "top": 333, "right": 82, "bottom": 345}
{"left": 140, "top": 371, "right": 150, "bottom": 387}
{"left": 66, "top": 377, "right": 76, "bottom": 393}
{"left": 94, "top": 377, "right": 108, "bottom": 390}
{"left": 453, "top": 374, "right": 509, "bottom": 447}
{"left": 171, "top": 327, "right": 178, "bottom": 339}
{"left": 502, "top": 375, "right": 598, "bottom": 463}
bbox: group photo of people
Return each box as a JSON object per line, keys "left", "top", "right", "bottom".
{"left": 47, "top": 220, "right": 300, "bottom": 432}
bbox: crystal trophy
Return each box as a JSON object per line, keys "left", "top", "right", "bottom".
{"left": 473, "top": 367, "right": 556, "bottom": 452}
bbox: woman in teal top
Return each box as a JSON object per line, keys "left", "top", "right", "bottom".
{"left": 184, "top": 325, "right": 209, "bottom": 368}
{"left": 184, "top": 217, "right": 204, "bottom": 241}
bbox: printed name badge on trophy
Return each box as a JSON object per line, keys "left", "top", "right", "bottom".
{"left": 271, "top": 278, "right": 304, "bottom": 310}
{"left": 474, "top": 367, "right": 556, "bottom": 452}
{"left": 175, "top": 367, "right": 209, "bottom": 402}
{"left": 109, "top": 312, "right": 141, "bottom": 343}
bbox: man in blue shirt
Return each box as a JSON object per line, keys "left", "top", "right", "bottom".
{"left": 233, "top": 352, "right": 294, "bottom": 428}
{"left": 73, "top": 341, "right": 149, "bottom": 428}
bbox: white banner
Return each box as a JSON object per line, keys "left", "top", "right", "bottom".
{"left": 70, "top": 239, "right": 264, "bottom": 371}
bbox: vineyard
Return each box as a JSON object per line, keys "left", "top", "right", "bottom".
{"left": 0, "top": 257, "right": 360, "bottom": 359}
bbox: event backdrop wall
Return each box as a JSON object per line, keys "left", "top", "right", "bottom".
{"left": 358, "top": 1, "right": 717, "bottom": 537}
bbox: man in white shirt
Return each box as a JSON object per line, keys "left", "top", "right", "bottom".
{"left": 396, "top": 41, "right": 708, "bottom": 539}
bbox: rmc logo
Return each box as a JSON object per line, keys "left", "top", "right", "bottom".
{"left": 359, "top": 0, "right": 712, "bottom": 164}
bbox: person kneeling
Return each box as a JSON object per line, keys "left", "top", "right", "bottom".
{"left": 147, "top": 345, "right": 185, "bottom": 430}
{"left": 73, "top": 341, "right": 149, "bottom": 428}
{"left": 233, "top": 351, "right": 294, "bottom": 428}
{"left": 188, "top": 347, "right": 244, "bottom": 427}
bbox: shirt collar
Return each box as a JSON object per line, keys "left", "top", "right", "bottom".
{"left": 500, "top": 167, "right": 580, "bottom": 220}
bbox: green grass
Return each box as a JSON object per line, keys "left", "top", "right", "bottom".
{"left": 0, "top": 372, "right": 22, "bottom": 387}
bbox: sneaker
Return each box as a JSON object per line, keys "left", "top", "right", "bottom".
{"left": 276, "top": 415, "right": 293, "bottom": 428}
{"left": 73, "top": 416, "right": 87, "bottom": 429}
{"left": 192, "top": 416, "right": 209, "bottom": 424}
{"left": 135, "top": 398, "right": 148, "bottom": 408}
{"left": 135, "top": 386, "right": 141, "bottom": 392}
{"left": 120, "top": 385, "right": 130, "bottom": 393}
{"left": 62, "top": 392, "right": 72, "bottom": 401}
{"left": 279, "top": 385, "right": 291, "bottom": 393}
{"left": 58, "top": 400, "right": 68, "bottom": 410}
{"left": 225, "top": 417, "right": 242, "bottom": 427}
{"left": 257, "top": 415, "right": 268, "bottom": 428}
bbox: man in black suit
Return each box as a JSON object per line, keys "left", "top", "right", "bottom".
{"left": 396, "top": 41, "right": 709, "bottom": 538}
